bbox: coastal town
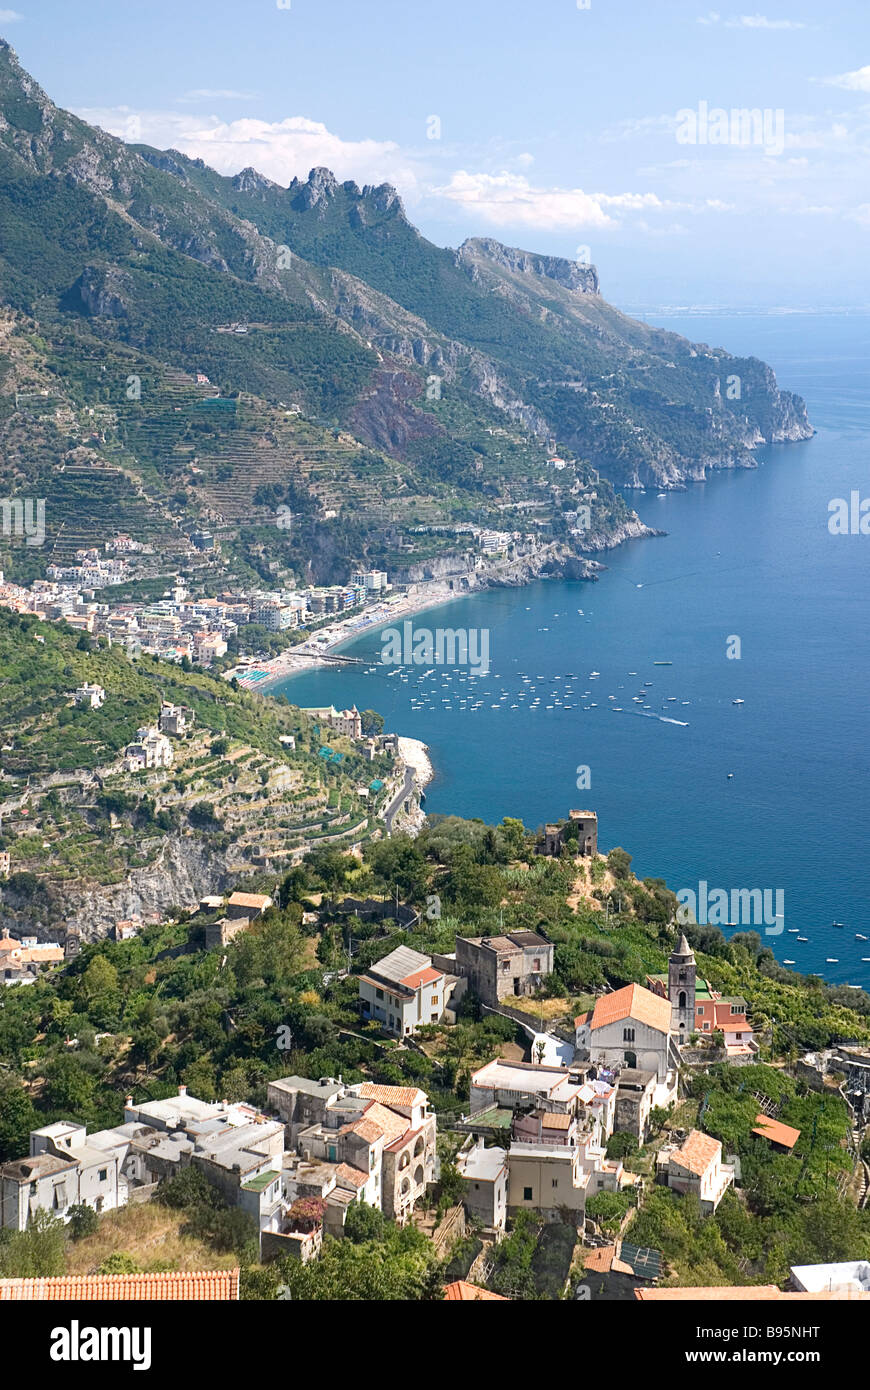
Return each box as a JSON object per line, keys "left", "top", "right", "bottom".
{"left": 0, "top": 0, "right": 866, "bottom": 1340}
{"left": 1, "top": 813, "right": 869, "bottom": 1303}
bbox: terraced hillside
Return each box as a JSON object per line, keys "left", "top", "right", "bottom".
{"left": 0, "top": 609, "right": 393, "bottom": 932}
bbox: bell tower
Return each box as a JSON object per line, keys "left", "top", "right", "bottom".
{"left": 668, "top": 933, "right": 696, "bottom": 1038}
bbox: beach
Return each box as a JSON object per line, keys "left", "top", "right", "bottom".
{"left": 225, "top": 578, "right": 463, "bottom": 690}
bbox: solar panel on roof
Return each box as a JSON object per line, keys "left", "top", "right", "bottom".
{"left": 619, "top": 1243, "right": 662, "bottom": 1278}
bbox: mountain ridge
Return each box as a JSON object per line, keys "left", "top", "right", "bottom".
{"left": 0, "top": 38, "right": 811, "bottom": 599}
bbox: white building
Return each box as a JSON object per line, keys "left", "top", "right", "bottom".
{"left": 124, "top": 726, "right": 173, "bottom": 771}
{"left": 575, "top": 982, "right": 679, "bottom": 1105}
{"left": 660, "top": 1129, "right": 735, "bottom": 1215}
{"left": 790, "top": 1261, "right": 870, "bottom": 1296}
{"left": 73, "top": 683, "right": 105, "bottom": 709}
{"left": 1, "top": 1122, "right": 123, "bottom": 1231}
{"left": 358, "top": 945, "right": 448, "bottom": 1037}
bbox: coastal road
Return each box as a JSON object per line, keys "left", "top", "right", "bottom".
{"left": 384, "top": 768, "right": 416, "bottom": 835}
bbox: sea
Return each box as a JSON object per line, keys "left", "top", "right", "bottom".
{"left": 274, "top": 312, "right": 870, "bottom": 988}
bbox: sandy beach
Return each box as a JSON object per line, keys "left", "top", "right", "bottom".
{"left": 226, "top": 579, "right": 462, "bottom": 691}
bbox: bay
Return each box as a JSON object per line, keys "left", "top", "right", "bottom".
{"left": 274, "top": 313, "right": 870, "bottom": 987}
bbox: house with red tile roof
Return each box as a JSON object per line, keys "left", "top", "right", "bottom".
{"left": 575, "top": 983, "right": 680, "bottom": 1102}
{"left": 659, "top": 1129, "right": 735, "bottom": 1214}
{"left": 267, "top": 1074, "right": 437, "bottom": 1225}
{"left": 358, "top": 945, "right": 453, "bottom": 1037}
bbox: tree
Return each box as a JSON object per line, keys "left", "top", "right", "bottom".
{"left": 42, "top": 1054, "right": 95, "bottom": 1116}
{"left": 360, "top": 709, "right": 384, "bottom": 736}
{"left": 97, "top": 1252, "right": 140, "bottom": 1274}
{"left": 607, "top": 847, "right": 633, "bottom": 881}
{"left": 606, "top": 1131, "right": 639, "bottom": 1159}
{"left": 0, "top": 1210, "right": 65, "bottom": 1277}
{"left": 0, "top": 1078, "right": 38, "bottom": 1162}
{"left": 67, "top": 1203, "right": 99, "bottom": 1240}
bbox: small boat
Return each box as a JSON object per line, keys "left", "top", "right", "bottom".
{"left": 832, "top": 921, "right": 844, "bottom": 927}
{"left": 856, "top": 934, "right": 868, "bottom": 941}
{"left": 732, "top": 698, "right": 744, "bottom": 705}
{"left": 788, "top": 928, "right": 799, "bottom": 934}
{"left": 727, "top": 773, "right": 734, "bottom": 779}
{"left": 657, "top": 492, "right": 667, "bottom": 498}
{"left": 826, "top": 958, "right": 839, "bottom": 963}
{"left": 847, "top": 985, "right": 863, "bottom": 990}
{"left": 654, "top": 661, "right": 672, "bottom": 666}
{"left": 783, "top": 959, "right": 795, "bottom": 965}
{"left": 797, "top": 936, "right": 809, "bottom": 942}
{"left": 862, "top": 957, "right": 870, "bottom": 962}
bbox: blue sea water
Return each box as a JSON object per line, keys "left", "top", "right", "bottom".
{"left": 275, "top": 313, "right": 870, "bottom": 987}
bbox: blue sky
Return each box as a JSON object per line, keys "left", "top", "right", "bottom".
{"left": 4, "top": 0, "right": 869, "bottom": 308}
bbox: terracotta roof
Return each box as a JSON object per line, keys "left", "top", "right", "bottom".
{"left": 583, "top": 1245, "right": 616, "bottom": 1273}
{"left": 541, "top": 1112, "right": 573, "bottom": 1130}
{"left": 335, "top": 1162, "right": 369, "bottom": 1190}
{"left": 357, "top": 1082, "right": 424, "bottom": 1108}
{"left": 591, "top": 983, "right": 672, "bottom": 1035}
{"left": 444, "top": 1279, "right": 508, "bottom": 1301}
{"left": 227, "top": 892, "right": 272, "bottom": 910}
{"left": 752, "top": 1116, "right": 801, "bottom": 1150}
{"left": 0, "top": 1270, "right": 240, "bottom": 1301}
{"left": 360, "top": 1101, "right": 410, "bottom": 1145}
{"left": 340, "top": 1118, "right": 384, "bottom": 1145}
{"left": 400, "top": 965, "right": 444, "bottom": 989}
{"left": 574, "top": 1011, "right": 592, "bottom": 1027}
{"left": 385, "top": 1125, "right": 422, "bottom": 1154}
{"left": 671, "top": 1129, "right": 721, "bottom": 1178}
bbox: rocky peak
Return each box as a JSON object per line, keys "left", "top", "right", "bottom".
{"left": 232, "top": 165, "right": 279, "bottom": 195}
{"left": 457, "top": 236, "right": 599, "bottom": 294}
{"left": 361, "top": 181, "right": 405, "bottom": 216}
{"left": 296, "top": 165, "right": 339, "bottom": 208}
{"left": 0, "top": 37, "right": 54, "bottom": 125}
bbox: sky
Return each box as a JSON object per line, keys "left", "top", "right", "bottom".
{"left": 3, "top": 0, "right": 869, "bottom": 309}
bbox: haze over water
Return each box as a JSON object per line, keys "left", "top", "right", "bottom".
{"left": 277, "top": 314, "right": 870, "bottom": 988}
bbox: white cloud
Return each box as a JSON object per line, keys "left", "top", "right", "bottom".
{"left": 821, "top": 65, "right": 870, "bottom": 92}
{"left": 75, "top": 106, "right": 423, "bottom": 193}
{"left": 698, "top": 11, "right": 808, "bottom": 28}
{"left": 0, "top": 8, "right": 23, "bottom": 20}
{"left": 435, "top": 171, "right": 666, "bottom": 230}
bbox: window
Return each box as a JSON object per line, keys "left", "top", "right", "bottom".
{"left": 523, "top": 1186, "right": 533, "bottom": 1201}
{"left": 623, "top": 1027, "right": 635, "bottom": 1043}
{"left": 731, "top": 1004, "right": 742, "bottom": 1015}
{"left": 552, "top": 1178, "right": 559, "bottom": 1188}
{"left": 98, "top": 1169, "right": 107, "bottom": 1182}
{"left": 375, "top": 988, "right": 384, "bottom": 1000}
{"left": 533, "top": 958, "right": 541, "bottom": 971}
{"left": 431, "top": 996, "right": 438, "bottom": 1007}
